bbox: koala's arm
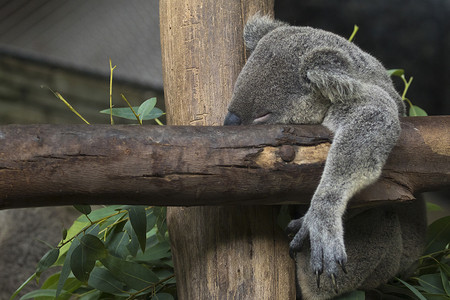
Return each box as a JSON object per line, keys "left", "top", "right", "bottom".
{"left": 289, "top": 84, "right": 402, "bottom": 281}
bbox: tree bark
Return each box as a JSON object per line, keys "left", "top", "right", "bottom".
{"left": 159, "top": 1, "right": 296, "bottom": 299}
{"left": 1, "top": 117, "right": 449, "bottom": 210}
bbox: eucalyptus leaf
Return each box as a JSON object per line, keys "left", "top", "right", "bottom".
{"left": 77, "top": 205, "right": 126, "bottom": 223}
{"left": 417, "top": 274, "right": 445, "bottom": 294}
{"left": 134, "top": 240, "right": 172, "bottom": 262}
{"left": 151, "top": 293, "right": 175, "bottom": 300}
{"left": 128, "top": 206, "right": 147, "bottom": 253}
{"left": 421, "top": 293, "right": 449, "bottom": 300}
{"left": 42, "top": 273, "right": 81, "bottom": 293}
{"left": 10, "top": 273, "right": 36, "bottom": 300}
{"left": 73, "top": 205, "right": 92, "bottom": 215}
{"left": 106, "top": 231, "right": 130, "bottom": 259}
{"left": 137, "top": 98, "right": 157, "bottom": 121}
{"left": 441, "top": 263, "right": 450, "bottom": 278}
{"left": 58, "top": 219, "right": 90, "bottom": 257}
{"left": 146, "top": 210, "right": 157, "bottom": 231}
{"left": 397, "top": 278, "right": 427, "bottom": 300}
{"left": 154, "top": 207, "right": 168, "bottom": 240}
{"left": 101, "top": 254, "right": 160, "bottom": 290}
{"left": 87, "top": 267, "right": 128, "bottom": 296}
{"left": 100, "top": 107, "right": 140, "bottom": 120}
{"left": 70, "top": 235, "right": 107, "bottom": 282}
{"left": 426, "top": 202, "right": 443, "bottom": 212}
{"left": 78, "top": 290, "right": 102, "bottom": 300}
{"left": 387, "top": 69, "right": 404, "bottom": 77}
{"left": 100, "top": 107, "right": 163, "bottom": 121}
{"left": 56, "top": 237, "right": 80, "bottom": 297}
{"left": 36, "top": 248, "right": 60, "bottom": 277}
{"left": 19, "top": 289, "right": 70, "bottom": 300}
{"left": 125, "top": 221, "right": 140, "bottom": 257}
{"left": 440, "top": 268, "right": 450, "bottom": 296}
{"left": 425, "top": 216, "right": 450, "bottom": 255}
{"left": 409, "top": 105, "right": 428, "bottom": 116}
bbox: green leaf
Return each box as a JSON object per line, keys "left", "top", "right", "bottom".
{"left": 421, "top": 294, "right": 450, "bottom": 300}
{"left": 106, "top": 231, "right": 130, "bottom": 259}
{"left": 10, "top": 273, "right": 37, "bottom": 300}
{"left": 99, "top": 107, "right": 164, "bottom": 120}
{"left": 78, "top": 290, "right": 102, "bottom": 300}
{"left": 440, "top": 268, "right": 450, "bottom": 296}
{"left": 387, "top": 69, "right": 404, "bottom": 77}
{"left": 100, "top": 107, "right": 139, "bottom": 120}
{"left": 426, "top": 202, "right": 443, "bottom": 212}
{"left": 397, "top": 278, "right": 427, "bottom": 300}
{"left": 334, "top": 290, "right": 365, "bottom": 300}
{"left": 87, "top": 267, "right": 128, "bottom": 296}
{"left": 128, "top": 206, "right": 147, "bottom": 253}
{"left": 58, "top": 219, "right": 90, "bottom": 258}
{"left": 125, "top": 221, "right": 140, "bottom": 257}
{"left": 73, "top": 205, "right": 92, "bottom": 215}
{"left": 409, "top": 105, "right": 428, "bottom": 116}
{"left": 137, "top": 98, "right": 157, "bottom": 121}
{"left": 441, "top": 263, "right": 450, "bottom": 278}
{"left": 101, "top": 254, "right": 160, "bottom": 290}
{"left": 41, "top": 273, "right": 81, "bottom": 294}
{"left": 134, "top": 240, "right": 172, "bottom": 262}
{"left": 77, "top": 205, "right": 126, "bottom": 223}
{"left": 36, "top": 248, "right": 60, "bottom": 277}
{"left": 417, "top": 274, "right": 445, "bottom": 294}
{"left": 70, "top": 234, "right": 107, "bottom": 282}
{"left": 154, "top": 207, "right": 168, "bottom": 240}
{"left": 151, "top": 293, "right": 175, "bottom": 300}
{"left": 56, "top": 237, "right": 80, "bottom": 297}
{"left": 146, "top": 210, "right": 157, "bottom": 231}
{"left": 19, "top": 289, "right": 71, "bottom": 300}
{"left": 425, "top": 216, "right": 450, "bottom": 255}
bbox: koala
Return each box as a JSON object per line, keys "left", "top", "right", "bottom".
{"left": 224, "top": 15, "right": 427, "bottom": 299}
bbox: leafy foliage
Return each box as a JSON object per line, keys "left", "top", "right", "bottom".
{"left": 99, "top": 98, "right": 164, "bottom": 124}
{"left": 11, "top": 205, "right": 175, "bottom": 300}
{"left": 388, "top": 69, "right": 428, "bottom": 116}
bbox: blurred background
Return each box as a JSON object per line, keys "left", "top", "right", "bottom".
{"left": 0, "top": 0, "right": 448, "bottom": 298}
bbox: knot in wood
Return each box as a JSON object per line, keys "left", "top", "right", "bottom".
{"left": 279, "top": 145, "right": 296, "bottom": 162}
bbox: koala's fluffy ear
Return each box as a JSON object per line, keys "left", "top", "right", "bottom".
{"left": 302, "top": 48, "right": 361, "bottom": 103}
{"left": 244, "top": 14, "right": 286, "bottom": 52}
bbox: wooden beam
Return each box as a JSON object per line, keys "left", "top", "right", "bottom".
{"left": 159, "top": 1, "right": 295, "bottom": 299}
{"left": 1, "top": 116, "right": 448, "bottom": 210}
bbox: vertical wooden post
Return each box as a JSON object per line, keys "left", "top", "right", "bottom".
{"left": 159, "top": 1, "right": 295, "bottom": 299}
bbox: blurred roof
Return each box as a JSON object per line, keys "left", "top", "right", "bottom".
{"left": 0, "top": 0, "right": 163, "bottom": 90}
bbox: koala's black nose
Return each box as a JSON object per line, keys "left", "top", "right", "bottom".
{"left": 224, "top": 112, "right": 242, "bottom": 126}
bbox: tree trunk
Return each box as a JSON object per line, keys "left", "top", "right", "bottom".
{"left": 159, "top": 1, "right": 296, "bottom": 299}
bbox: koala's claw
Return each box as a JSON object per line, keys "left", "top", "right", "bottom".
{"left": 330, "top": 273, "right": 338, "bottom": 294}
{"left": 338, "top": 260, "right": 348, "bottom": 274}
{"left": 315, "top": 270, "right": 322, "bottom": 288}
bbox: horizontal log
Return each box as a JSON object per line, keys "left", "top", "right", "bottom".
{"left": 0, "top": 116, "right": 449, "bottom": 209}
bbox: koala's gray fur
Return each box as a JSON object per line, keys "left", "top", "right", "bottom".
{"left": 224, "top": 15, "right": 426, "bottom": 299}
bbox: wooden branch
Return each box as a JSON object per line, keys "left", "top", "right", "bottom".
{"left": 1, "top": 116, "right": 448, "bottom": 209}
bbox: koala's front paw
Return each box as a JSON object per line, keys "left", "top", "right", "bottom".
{"left": 288, "top": 212, "right": 347, "bottom": 291}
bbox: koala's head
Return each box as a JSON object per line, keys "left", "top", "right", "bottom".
{"left": 224, "top": 15, "right": 361, "bottom": 126}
